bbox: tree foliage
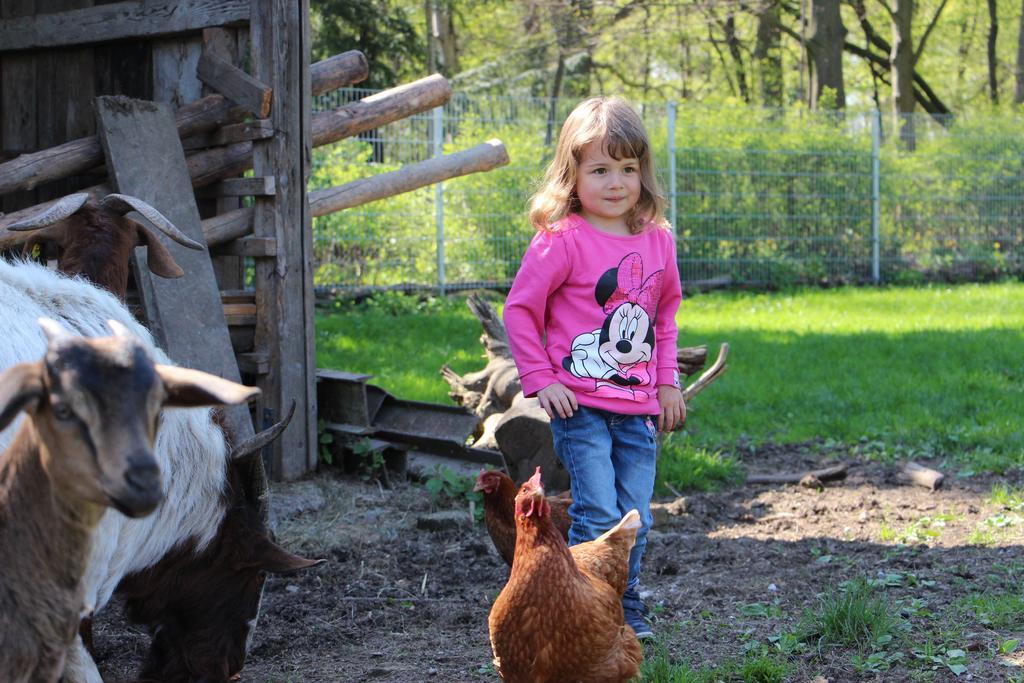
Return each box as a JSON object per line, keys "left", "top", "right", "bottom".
{"left": 311, "top": 0, "right": 1024, "bottom": 115}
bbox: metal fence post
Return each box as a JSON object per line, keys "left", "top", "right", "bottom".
{"left": 871, "top": 108, "right": 881, "bottom": 283}
{"left": 667, "top": 101, "right": 677, "bottom": 234}
{"left": 433, "top": 105, "right": 446, "bottom": 295}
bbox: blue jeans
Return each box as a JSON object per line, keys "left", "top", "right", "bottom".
{"left": 550, "top": 405, "right": 657, "bottom": 590}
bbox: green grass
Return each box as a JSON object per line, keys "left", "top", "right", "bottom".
{"left": 316, "top": 282, "right": 1024, "bottom": 473}
{"left": 958, "top": 592, "right": 1024, "bottom": 630}
{"left": 656, "top": 439, "right": 742, "bottom": 493}
{"left": 799, "top": 579, "right": 903, "bottom": 651}
{"left": 640, "top": 639, "right": 792, "bottom": 683}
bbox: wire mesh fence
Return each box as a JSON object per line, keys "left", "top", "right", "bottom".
{"left": 311, "top": 90, "right": 1024, "bottom": 293}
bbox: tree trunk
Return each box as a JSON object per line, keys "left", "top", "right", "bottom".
{"left": 891, "top": 0, "right": 916, "bottom": 148}
{"left": 988, "top": 0, "right": 999, "bottom": 104}
{"left": 723, "top": 13, "right": 751, "bottom": 103}
{"left": 1016, "top": 0, "right": 1024, "bottom": 103}
{"left": 754, "top": 1, "right": 784, "bottom": 107}
{"left": 807, "top": 0, "right": 846, "bottom": 109}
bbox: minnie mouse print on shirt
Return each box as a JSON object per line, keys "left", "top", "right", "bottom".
{"left": 561, "top": 252, "right": 663, "bottom": 400}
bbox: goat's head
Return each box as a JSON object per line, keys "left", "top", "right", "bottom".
{"left": 118, "top": 404, "right": 323, "bottom": 681}
{"left": 0, "top": 319, "right": 260, "bottom": 518}
{"left": 8, "top": 192, "right": 205, "bottom": 299}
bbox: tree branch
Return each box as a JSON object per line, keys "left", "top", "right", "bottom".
{"left": 914, "top": 0, "right": 950, "bottom": 65}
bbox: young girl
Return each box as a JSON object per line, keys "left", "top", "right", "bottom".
{"left": 504, "top": 97, "right": 685, "bottom": 639}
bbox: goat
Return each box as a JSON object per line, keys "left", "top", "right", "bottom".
{"left": 7, "top": 191, "right": 204, "bottom": 299}
{"left": 0, "top": 259, "right": 319, "bottom": 683}
{"left": 0, "top": 318, "right": 259, "bottom": 683}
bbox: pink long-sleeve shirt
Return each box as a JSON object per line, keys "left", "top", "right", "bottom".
{"left": 504, "top": 214, "right": 682, "bottom": 415}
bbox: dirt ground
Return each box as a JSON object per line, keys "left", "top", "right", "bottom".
{"left": 92, "top": 442, "right": 1024, "bottom": 682}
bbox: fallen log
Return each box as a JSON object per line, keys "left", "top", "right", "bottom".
{"left": 744, "top": 463, "right": 849, "bottom": 485}
{"left": 899, "top": 461, "right": 944, "bottom": 491}
{"left": 0, "top": 50, "right": 368, "bottom": 197}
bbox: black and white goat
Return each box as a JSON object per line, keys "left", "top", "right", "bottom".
{"left": 2, "top": 192, "right": 319, "bottom": 681}
{"left": 0, "top": 318, "right": 259, "bottom": 683}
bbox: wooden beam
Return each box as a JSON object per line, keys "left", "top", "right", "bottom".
{"left": 310, "top": 139, "right": 508, "bottom": 217}
{"left": 0, "top": 0, "right": 249, "bottom": 52}
{"left": 201, "top": 206, "right": 254, "bottom": 246}
{"left": 311, "top": 50, "right": 369, "bottom": 95}
{"left": 197, "top": 50, "right": 273, "bottom": 118}
{"left": 312, "top": 73, "right": 451, "bottom": 148}
{"left": 186, "top": 73, "right": 452, "bottom": 188}
{"left": 204, "top": 176, "right": 275, "bottom": 197}
{"left": 181, "top": 119, "right": 273, "bottom": 150}
{"left": 0, "top": 53, "right": 400, "bottom": 199}
{"left": 250, "top": 0, "right": 315, "bottom": 480}
{"left": 214, "top": 236, "right": 277, "bottom": 257}
{"left": 0, "top": 94, "right": 243, "bottom": 195}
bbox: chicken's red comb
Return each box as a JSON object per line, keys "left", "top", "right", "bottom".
{"left": 527, "top": 466, "right": 543, "bottom": 488}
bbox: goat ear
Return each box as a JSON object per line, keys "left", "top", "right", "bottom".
{"left": 155, "top": 365, "right": 261, "bottom": 407}
{"left": 253, "top": 536, "right": 325, "bottom": 574}
{"left": 131, "top": 220, "right": 185, "bottom": 279}
{"left": 0, "top": 362, "right": 44, "bottom": 431}
{"left": 19, "top": 224, "right": 69, "bottom": 258}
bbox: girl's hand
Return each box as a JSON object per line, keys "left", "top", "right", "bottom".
{"left": 537, "top": 382, "right": 578, "bottom": 419}
{"left": 657, "top": 385, "right": 686, "bottom": 432}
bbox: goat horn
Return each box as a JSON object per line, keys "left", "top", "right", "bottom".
{"left": 99, "top": 194, "right": 205, "bottom": 251}
{"left": 231, "top": 400, "right": 296, "bottom": 461}
{"left": 38, "top": 317, "right": 72, "bottom": 343}
{"left": 8, "top": 193, "right": 90, "bottom": 231}
{"left": 234, "top": 401, "right": 296, "bottom": 526}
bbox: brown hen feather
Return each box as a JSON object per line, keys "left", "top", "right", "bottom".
{"left": 474, "top": 469, "right": 571, "bottom": 566}
{"left": 487, "top": 468, "right": 642, "bottom": 683}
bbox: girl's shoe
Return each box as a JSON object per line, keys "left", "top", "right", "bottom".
{"left": 622, "top": 587, "right": 653, "bottom": 639}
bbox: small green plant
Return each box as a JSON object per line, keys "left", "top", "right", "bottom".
{"left": 879, "top": 513, "right": 958, "bottom": 545}
{"left": 351, "top": 437, "right": 386, "bottom": 482}
{"left": 989, "top": 483, "right": 1024, "bottom": 509}
{"left": 799, "top": 578, "right": 903, "bottom": 650}
{"left": 316, "top": 419, "right": 334, "bottom": 465}
{"left": 424, "top": 465, "right": 484, "bottom": 521}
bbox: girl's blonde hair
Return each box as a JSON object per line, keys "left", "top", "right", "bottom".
{"left": 529, "top": 96, "right": 668, "bottom": 234}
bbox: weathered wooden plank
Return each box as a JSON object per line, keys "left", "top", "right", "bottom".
{"left": 204, "top": 176, "right": 275, "bottom": 197}
{"left": 152, "top": 36, "right": 203, "bottom": 109}
{"left": 197, "top": 49, "right": 272, "bottom": 117}
{"left": 1, "top": 0, "right": 38, "bottom": 213}
{"left": 0, "top": 0, "right": 249, "bottom": 51}
{"left": 214, "top": 236, "right": 276, "bottom": 257}
{"left": 95, "top": 94, "right": 254, "bottom": 440}
{"left": 181, "top": 118, "right": 273, "bottom": 150}
{"left": 250, "top": 0, "right": 315, "bottom": 479}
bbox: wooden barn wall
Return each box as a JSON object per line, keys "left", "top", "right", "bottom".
{"left": 0, "top": 2, "right": 243, "bottom": 237}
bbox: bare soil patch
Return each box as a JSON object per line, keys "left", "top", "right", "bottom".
{"left": 92, "top": 443, "right": 1024, "bottom": 682}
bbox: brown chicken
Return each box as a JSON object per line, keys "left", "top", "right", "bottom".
{"left": 474, "top": 469, "right": 573, "bottom": 566}
{"left": 488, "top": 468, "right": 643, "bottom": 683}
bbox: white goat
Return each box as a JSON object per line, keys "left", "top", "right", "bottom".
{"left": 0, "top": 318, "right": 259, "bottom": 683}
{"left": 0, "top": 259, "right": 305, "bottom": 682}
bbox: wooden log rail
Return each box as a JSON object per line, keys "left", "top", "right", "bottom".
{"left": 0, "top": 72, "right": 450, "bottom": 250}
{"left": 0, "top": 50, "right": 369, "bottom": 196}
{"left": 205, "top": 139, "right": 510, "bottom": 247}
